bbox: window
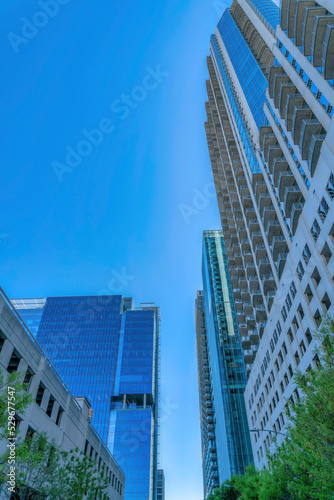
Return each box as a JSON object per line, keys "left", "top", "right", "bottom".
{"left": 305, "top": 328, "right": 312, "bottom": 345}
{"left": 294, "top": 351, "right": 300, "bottom": 366}
{"left": 300, "top": 341, "right": 306, "bottom": 356}
{"left": 302, "top": 244, "right": 311, "bottom": 265}
{"left": 318, "top": 197, "right": 330, "bottom": 222}
{"left": 35, "top": 384, "right": 45, "bottom": 406}
{"left": 56, "top": 407, "right": 63, "bottom": 426}
{"left": 288, "top": 364, "right": 293, "bottom": 378}
{"left": 7, "top": 350, "right": 21, "bottom": 373}
{"left": 282, "top": 342, "right": 287, "bottom": 355}
{"left": 311, "top": 267, "right": 321, "bottom": 288}
{"left": 270, "top": 339, "right": 275, "bottom": 352}
{"left": 304, "top": 284, "right": 313, "bottom": 303}
{"left": 273, "top": 329, "right": 278, "bottom": 344}
{"left": 277, "top": 321, "right": 282, "bottom": 335}
{"left": 311, "top": 219, "right": 321, "bottom": 242}
{"left": 284, "top": 372, "right": 289, "bottom": 387}
{"left": 314, "top": 309, "right": 321, "bottom": 328}
{"left": 321, "top": 242, "right": 332, "bottom": 263}
{"left": 287, "top": 328, "right": 294, "bottom": 343}
{"left": 280, "top": 381, "right": 284, "bottom": 394}
{"left": 296, "top": 261, "right": 305, "bottom": 281}
{"left": 278, "top": 351, "right": 283, "bottom": 365}
{"left": 297, "top": 304, "right": 304, "bottom": 320}
{"left": 326, "top": 173, "right": 334, "bottom": 199}
{"left": 23, "top": 368, "right": 34, "bottom": 390}
{"left": 290, "top": 281, "right": 297, "bottom": 299}
{"left": 275, "top": 360, "right": 279, "bottom": 373}
{"left": 46, "top": 396, "right": 55, "bottom": 417}
{"left": 0, "top": 329, "right": 6, "bottom": 353}
{"left": 285, "top": 293, "right": 292, "bottom": 311}
{"left": 322, "top": 293, "right": 331, "bottom": 312}
{"left": 282, "top": 305, "right": 287, "bottom": 322}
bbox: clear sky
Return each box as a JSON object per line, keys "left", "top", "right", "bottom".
{"left": 0, "top": 1, "right": 232, "bottom": 498}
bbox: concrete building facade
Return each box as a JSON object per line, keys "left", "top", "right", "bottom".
{"left": 0, "top": 287, "right": 125, "bottom": 499}
{"left": 205, "top": 0, "right": 334, "bottom": 468}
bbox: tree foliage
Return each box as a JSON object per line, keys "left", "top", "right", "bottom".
{"left": 208, "top": 314, "right": 334, "bottom": 500}
{"left": 0, "top": 372, "right": 109, "bottom": 499}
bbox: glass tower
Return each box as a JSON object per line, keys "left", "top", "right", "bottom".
{"left": 196, "top": 231, "right": 253, "bottom": 496}
{"left": 156, "top": 469, "right": 165, "bottom": 500}
{"left": 13, "top": 295, "right": 160, "bottom": 500}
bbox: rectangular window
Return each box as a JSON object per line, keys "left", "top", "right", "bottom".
{"left": 7, "top": 350, "right": 21, "bottom": 374}
{"left": 35, "top": 383, "right": 45, "bottom": 406}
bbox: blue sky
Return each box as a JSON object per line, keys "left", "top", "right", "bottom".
{"left": 0, "top": 1, "right": 231, "bottom": 498}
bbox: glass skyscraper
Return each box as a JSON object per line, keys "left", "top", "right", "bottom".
{"left": 196, "top": 231, "right": 253, "bottom": 497}
{"left": 13, "top": 295, "right": 160, "bottom": 500}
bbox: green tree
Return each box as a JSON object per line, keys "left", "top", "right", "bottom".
{"left": 206, "top": 314, "right": 334, "bottom": 500}
{"left": 0, "top": 371, "right": 33, "bottom": 440}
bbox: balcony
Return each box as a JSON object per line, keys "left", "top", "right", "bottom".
{"left": 285, "top": 94, "right": 304, "bottom": 131}
{"left": 258, "top": 257, "right": 271, "bottom": 276}
{"left": 273, "top": 158, "right": 289, "bottom": 187}
{"left": 266, "top": 219, "right": 282, "bottom": 244}
{"left": 299, "top": 119, "right": 323, "bottom": 161}
{"left": 271, "top": 235, "right": 288, "bottom": 260}
{"left": 260, "top": 126, "right": 272, "bottom": 151}
{"left": 308, "top": 134, "right": 326, "bottom": 176}
{"left": 241, "top": 290, "right": 251, "bottom": 302}
{"left": 240, "top": 238, "right": 251, "bottom": 253}
{"left": 323, "top": 24, "right": 334, "bottom": 80}
{"left": 248, "top": 329, "right": 258, "bottom": 345}
{"left": 255, "top": 303, "right": 267, "bottom": 322}
{"left": 248, "top": 218, "right": 260, "bottom": 233}
{"left": 239, "top": 324, "right": 248, "bottom": 337}
{"left": 278, "top": 170, "right": 296, "bottom": 201}
{"left": 302, "top": 6, "right": 326, "bottom": 56}
{"left": 294, "top": 1, "right": 314, "bottom": 45}
{"left": 242, "top": 195, "right": 253, "bottom": 208}
{"left": 252, "top": 230, "right": 263, "bottom": 247}
{"left": 263, "top": 134, "right": 278, "bottom": 161}
{"left": 239, "top": 276, "right": 248, "bottom": 290}
{"left": 258, "top": 192, "right": 272, "bottom": 215}
{"left": 268, "top": 145, "right": 284, "bottom": 174}
{"left": 268, "top": 66, "right": 284, "bottom": 99}
{"left": 246, "top": 262, "right": 256, "bottom": 279}
{"left": 243, "top": 248, "right": 253, "bottom": 264}
{"left": 244, "top": 350, "right": 255, "bottom": 364}
{"left": 242, "top": 337, "right": 251, "bottom": 350}
{"left": 292, "top": 105, "right": 313, "bottom": 146}
{"left": 245, "top": 207, "right": 256, "bottom": 221}
{"left": 249, "top": 276, "right": 260, "bottom": 293}
{"left": 262, "top": 273, "right": 275, "bottom": 294}
{"left": 274, "top": 74, "right": 290, "bottom": 109}
{"left": 243, "top": 301, "right": 253, "bottom": 316}
{"left": 263, "top": 205, "right": 276, "bottom": 228}
{"left": 235, "top": 299, "right": 244, "bottom": 312}
{"left": 290, "top": 202, "right": 304, "bottom": 235}
{"left": 255, "top": 244, "right": 267, "bottom": 264}
{"left": 277, "top": 252, "right": 288, "bottom": 279}
{"left": 252, "top": 288, "right": 263, "bottom": 306}
{"left": 279, "top": 83, "right": 297, "bottom": 118}
{"left": 284, "top": 185, "right": 303, "bottom": 218}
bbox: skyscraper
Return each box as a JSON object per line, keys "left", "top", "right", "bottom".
{"left": 205, "top": 0, "right": 334, "bottom": 467}
{"left": 196, "top": 231, "right": 253, "bottom": 498}
{"left": 156, "top": 469, "right": 165, "bottom": 500}
{"left": 13, "top": 295, "right": 160, "bottom": 500}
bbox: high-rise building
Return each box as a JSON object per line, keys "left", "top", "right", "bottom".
{"left": 156, "top": 469, "right": 165, "bottom": 500}
{"left": 205, "top": 0, "right": 334, "bottom": 468}
{"left": 13, "top": 295, "right": 160, "bottom": 500}
{"left": 196, "top": 231, "right": 253, "bottom": 498}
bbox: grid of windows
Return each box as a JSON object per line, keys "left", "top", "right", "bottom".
{"left": 248, "top": 0, "right": 280, "bottom": 29}
{"left": 15, "top": 295, "right": 159, "bottom": 500}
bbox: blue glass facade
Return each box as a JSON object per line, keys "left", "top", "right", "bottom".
{"left": 218, "top": 10, "right": 267, "bottom": 129}
{"left": 201, "top": 231, "right": 253, "bottom": 483}
{"left": 249, "top": 0, "right": 280, "bottom": 29}
{"left": 15, "top": 295, "right": 160, "bottom": 500}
